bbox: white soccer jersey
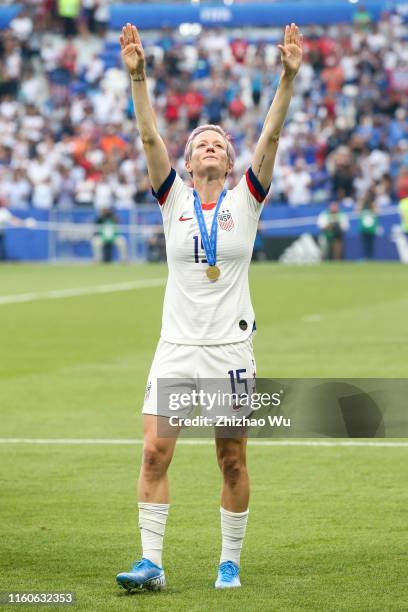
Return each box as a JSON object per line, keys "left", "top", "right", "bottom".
{"left": 153, "top": 168, "right": 267, "bottom": 345}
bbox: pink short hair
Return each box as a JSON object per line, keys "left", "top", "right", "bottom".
{"left": 184, "top": 124, "right": 236, "bottom": 167}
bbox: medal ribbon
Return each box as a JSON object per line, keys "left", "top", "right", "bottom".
{"left": 193, "top": 189, "right": 226, "bottom": 266}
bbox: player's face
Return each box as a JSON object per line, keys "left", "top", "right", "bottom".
{"left": 186, "top": 130, "right": 231, "bottom": 179}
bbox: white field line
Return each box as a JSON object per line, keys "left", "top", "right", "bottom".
{"left": 0, "top": 278, "right": 166, "bottom": 305}
{"left": 0, "top": 438, "right": 407, "bottom": 447}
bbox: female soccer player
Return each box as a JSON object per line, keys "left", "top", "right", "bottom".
{"left": 116, "top": 22, "right": 302, "bottom": 591}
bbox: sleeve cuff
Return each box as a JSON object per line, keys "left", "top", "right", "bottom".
{"left": 245, "top": 167, "right": 269, "bottom": 203}
{"left": 152, "top": 168, "right": 176, "bottom": 205}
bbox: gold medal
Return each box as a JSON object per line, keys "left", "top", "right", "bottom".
{"left": 206, "top": 265, "right": 220, "bottom": 281}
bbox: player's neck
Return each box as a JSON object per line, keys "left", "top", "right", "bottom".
{"left": 194, "top": 176, "right": 225, "bottom": 205}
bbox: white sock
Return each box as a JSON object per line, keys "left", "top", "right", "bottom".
{"left": 220, "top": 506, "right": 249, "bottom": 567}
{"left": 138, "top": 502, "right": 169, "bottom": 568}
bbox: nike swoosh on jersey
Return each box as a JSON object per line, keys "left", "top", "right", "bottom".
{"left": 179, "top": 215, "right": 193, "bottom": 222}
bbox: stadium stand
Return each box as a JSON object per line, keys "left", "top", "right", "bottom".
{"left": 0, "top": 1, "right": 407, "bottom": 260}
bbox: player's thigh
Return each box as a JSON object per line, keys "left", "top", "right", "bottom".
{"left": 143, "top": 339, "right": 197, "bottom": 420}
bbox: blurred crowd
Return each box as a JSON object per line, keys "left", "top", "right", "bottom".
{"left": 0, "top": 1, "right": 407, "bottom": 211}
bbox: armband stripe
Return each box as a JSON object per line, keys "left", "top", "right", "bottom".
{"left": 246, "top": 167, "right": 269, "bottom": 203}
{"left": 152, "top": 168, "right": 176, "bottom": 205}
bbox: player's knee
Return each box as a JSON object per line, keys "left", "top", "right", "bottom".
{"left": 142, "top": 443, "right": 170, "bottom": 479}
{"left": 220, "top": 454, "right": 246, "bottom": 486}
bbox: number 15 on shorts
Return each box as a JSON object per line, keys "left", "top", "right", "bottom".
{"left": 228, "top": 369, "right": 248, "bottom": 395}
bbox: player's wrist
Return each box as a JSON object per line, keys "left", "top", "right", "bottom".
{"left": 130, "top": 70, "right": 146, "bottom": 82}
{"left": 280, "top": 71, "right": 296, "bottom": 88}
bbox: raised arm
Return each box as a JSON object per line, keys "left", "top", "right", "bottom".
{"left": 251, "top": 23, "right": 303, "bottom": 192}
{"left": 120, "top": 23, "right": 171, "bottom": 192}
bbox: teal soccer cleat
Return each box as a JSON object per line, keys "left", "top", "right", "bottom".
{"left": 116, "top": 558, "right": 166, "bottom": 592}
{"left": 214, "top": 560, "right": 241, "bottom": 588}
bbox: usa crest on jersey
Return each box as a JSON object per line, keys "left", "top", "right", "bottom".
{"left": 218, "top": 209, "right": 234, "bottom": 231}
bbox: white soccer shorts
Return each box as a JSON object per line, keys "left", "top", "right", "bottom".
{"left": 142, "top": 336, "right": 256, "bottom": 420}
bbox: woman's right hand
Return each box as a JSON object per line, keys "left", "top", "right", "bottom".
{"left": 120, "top": 23, "right": 145, "bottom": 77}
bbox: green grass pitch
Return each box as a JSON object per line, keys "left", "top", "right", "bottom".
{"left": 1, "top": 263, "right": 407, "bottom": 611}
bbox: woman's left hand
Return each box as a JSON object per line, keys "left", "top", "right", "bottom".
{"left": 278, "top": 23, "right": 303, "bottom": 80}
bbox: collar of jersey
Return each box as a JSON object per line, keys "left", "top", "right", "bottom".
{"left": 201, "top": 202, "right": 216, "bottom": 210}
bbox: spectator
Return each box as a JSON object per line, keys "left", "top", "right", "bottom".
{"left": 330, "top": 146, "right": 355, "bottom": 202}
{"left": 399, "top": 196, "right": 408, "bottom": 238}
{"left": 10, "top": 9, "right": 33, "bottom": 46}
{"left": 32, "top": 179, "right": 55, "bottom": 209}
{"left": 57, "top": 0, "right": 81, "bottom": 37}
{"left": 113, "top": 175, "right": 136, "bottom": 209}
{"left": 396, "top": 167, "right": 408, "bottom": 200}
{"left": 58, "top": 37, "right": 77, "bottom": 76}
{"left": 27, "top": 151, "right": 52, "bottom": 186}
{"left": 6, "top": 169, "right": 32, "bottom": 208}
{"left": 20, "top": 103, "right": 45, "bottom": 143}
{"left": 94, "top": 173, "right": 114, "bottom": 210}
{"left": 54, "top": 165, "right": 76, "bottom": 208}
{"left": 317, "top": 201, "right": 349, "bottom": 260}
{"left": 205, "top": 86, "right": 226, "bottom": 124}
{"left": 367, "top": 144, "right": 391, "bottom": 182}
{"left": 358, "top": 188, "right": 378, "bottom": 260}
{"left": 80, "top": 0, "right": 97, "bottom": 35}
{"left": 94, "top": 0, "right": 110, "bottom": 36}
{"left": 0, "top": 33, "right": 22, "bottom": 97}
{"left": 250, "top": 57, "right": 263, "bottom": 107}
{"left": 285, "top": 158, "right": 312, "bottom": 206}
{"left": 228, "top": 94, "right": 246, "bottom": 121}
{"left": 184, "top": 83, "right": 205, "bottom": 129}
{"left": 321, "top": 55, "right": 344, "bottom": 95}
{"left": 75, "top": 177, "right": 95, "bottom": 207}
{"left": 100, "top": 124, "right": 127, "bottom": 156}
{"left": 230, "top": 37, "right": 248, "bottom": 64}
{"left": 388, "top": 109, "right": 407, "bottom": 147}
{"left": 310, "top": 158, "right": 331, "bottom": 202}
{"left": 352, "top": 5, "right": 373, "bottom": 30}
{"left": 92, "top": 207, "right": 127, "bottom": 262}
{"left": 375, "top": 174, "right": 394, "bottom": 208}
